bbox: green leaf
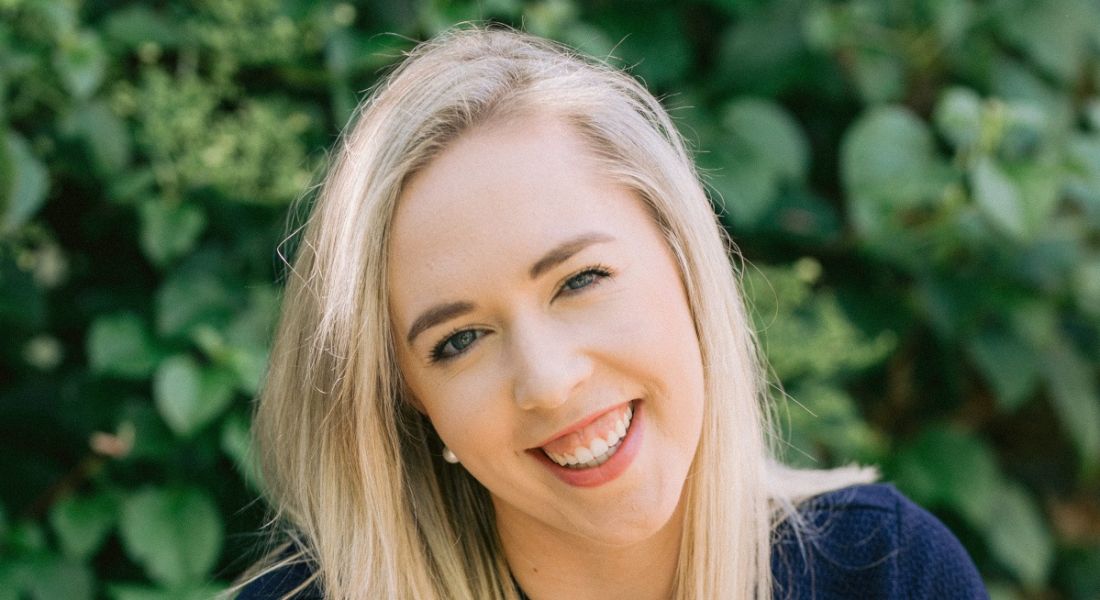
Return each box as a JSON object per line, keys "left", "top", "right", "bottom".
{"left": 0, "top": 557, "right": 93, "bottom": 600}
{"left": 745, "top": 266, "right": 896, "bottom": 381}
{"left": 103, "top": 5, "right": 183, "bottom": 47}
{"left": 968, "top": 328, "right": 1039, "bottom": 410}
{"left": 1074, "top": 258, "right": 1100, "bottom": 318}
{"left": 139, "top": 201, "right": 206, "bottom": 267}
{"left": 890, "top": 426, "right": 1002, "bottom": 530}
{"left": 36, "top": 1, "right": 78, "bottom": 34}
{"left": 930, "top": 0, "right": 975, "bottom": 45}
{"left": 723, "top": 98, "right": 810, "bottom": 181}
{"left": 49, "top": 493, "right": 117, "bottom": 559}
{"left": 10, "top": 521, "right": 47, "bottom": 552}
{"left": 26, "top": 558, "right": 94, "bottom": 600}
{"left": 0, "top": 561, "right": 23, "bottom": 600}
{"left": 223, "top": 286, "right": 277, "bottom": 393}
{"left": 843, "top": 106, "right": 940, "bottom": 202}
{"left": 707, "top": 99, "right": 812, "bottom": 229}
{"left": 221, "top": 413, "right": 259, "bottom": 488}
{"left": 1009, "top": 300, "right": 1059, "bottom": 350}
{"left": 998, "top": 102, "right": 1049, "bottom": 161}
{"left": 118, "top": 487, "right": 223, "bottom": 586}
{"left": 990, "top": 56, "right": 1062, "bottom": 109}
{"left": 1067, "top": 133, "right": 1100, "bottom": 215}
{"left": 1007, "top": 161, "right": 1060, "bottom": 231}
{"left": 53, "top": 30, "right": 107, "bottom": 100}
{"left": 851, "top": 51, "right": 906, "bottom": 104}
{"left": 155, "top": 269, "right": 234, "bottom": 338}
{"left": 1087, "top": 99, "right": 1100, "bottom": 131}
{"left": 1041, "top": 342, "right": 1100, "bottom": 470}
{"left": 715, "top": 3, "right": 806, "bottom": 95}
{"left": 64, "top": 101, "right": 132, "bottom": 174}
{"left": 227, "top": 346, "right": 268, "bottom": 395}
{"left": 708, "top": 156, "right": 776, "bottom": 227}
{"left": 841, "top": 106, "right": 951, "bottom": 241}
{"left": 997, "top": 0, "right": 1097, "bottom": 83}
{"left": 108, "top": 168, "right": 157, "bottom": 205}
{"left": 1, "top": 132, "right": 49, "bottom": 234}
{"left": 934, "top": 87, "right": 983, "bottom": 150}
{"left": 801, "top": 2, "right": 838, "bottom": 50}
{"left": 971, "top": 156, "right": 1027, "bottom": 239}
{"left": 783, "top": 383, "right": 884, "bottom": 466}
{"left": 153, "top": 355, "right": 236, "bottom": 437}
{"left": 87, "top": 313, "right": 157, "bottom": 379}
{"left": 324, "top": 28, "right": 354, "bottom": 79}
{"left": 985, "top": 482, "right": 1053, "bottom": 588}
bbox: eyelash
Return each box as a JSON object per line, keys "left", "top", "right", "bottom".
{"left": 427, "top": 264, "right": 615, "bottom": 364}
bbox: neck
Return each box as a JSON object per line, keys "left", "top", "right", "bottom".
{"left": 495, "top": 498, "right": 685, "bottom": 600}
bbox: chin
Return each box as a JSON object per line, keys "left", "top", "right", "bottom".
{"left": 564, "top": 479, "right": 688, "bottom": 548}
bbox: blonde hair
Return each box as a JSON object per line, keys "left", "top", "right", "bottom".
{"left": 250, "top": 25, "right": 874, "bottom": 600}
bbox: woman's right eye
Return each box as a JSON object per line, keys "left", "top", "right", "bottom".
{"left": 429, "top": 329, "right": 483, "bottom": 363}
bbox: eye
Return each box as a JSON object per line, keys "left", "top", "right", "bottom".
{"left": 430, "top": 328, "right": 485, "bottom": 363}
{"left": 558, "top": 265, "right": 613, "bottom": 296}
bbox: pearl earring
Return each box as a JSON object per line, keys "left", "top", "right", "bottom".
{"left": 442, "top": 446, "right": 459, "bottom": 464}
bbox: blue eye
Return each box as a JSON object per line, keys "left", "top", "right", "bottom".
{"left": 560, "top": 266, "right": 612, "bottom": 294}
{"left": 564, "top": 271, "right": 598, "bottom": 290}
{"left": 430, "top": 329, "right": 483, "bottom": 362}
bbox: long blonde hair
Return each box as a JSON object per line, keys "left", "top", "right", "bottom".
{"left": 250, "top": 25, "right": 874, "bottom": 600}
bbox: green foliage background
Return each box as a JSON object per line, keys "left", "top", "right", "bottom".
{"left": 2, "top": 0, "right": 1099, "bottom": 598}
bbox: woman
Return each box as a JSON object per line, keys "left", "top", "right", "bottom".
{"left": 239, "top": 26, "right": 986, "bottom": 599}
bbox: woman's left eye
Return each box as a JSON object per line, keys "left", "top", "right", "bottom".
{"left": 559, "top": 266, "right": 612, "bottom": 295}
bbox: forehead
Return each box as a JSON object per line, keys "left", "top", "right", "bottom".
{"left": 387, "top": 117, "right": 659, "bottom": 314}
{"left": 393, "top": 117, "right": 619, "bottom": 248}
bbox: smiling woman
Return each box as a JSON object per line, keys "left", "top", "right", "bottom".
{"left": 236, "top": 25, "right": 987, "bottom": 600}
{"left": 388, "top": 117, "right": 708, "bottom": 587}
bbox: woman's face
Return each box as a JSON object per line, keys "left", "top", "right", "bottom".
{"left": 388, "top": 116, "right": 705, "bottom": 547}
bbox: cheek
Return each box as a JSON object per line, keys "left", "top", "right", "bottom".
{"left": 598, "top": 270, "right": 702, "bottom": 377}
{"left": 417, "top": 367, "right": 512, "bottom": 460}
{"left": 611, "top": 269, "right": 705, "bottom": 441}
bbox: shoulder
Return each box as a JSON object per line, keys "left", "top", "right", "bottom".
{"left": 235, "top": 556, "right": 320, "bottom": 600}
{"left": 771, "top": 483, "right": 988, "bottom": 600}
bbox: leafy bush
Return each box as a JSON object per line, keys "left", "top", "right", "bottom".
{"left": 1, "top": 0, "right": 1097, "bottom": 598}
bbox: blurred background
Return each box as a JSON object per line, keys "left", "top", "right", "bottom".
{"left": 2, "top": 0, "right": 1099, "bottom": 598}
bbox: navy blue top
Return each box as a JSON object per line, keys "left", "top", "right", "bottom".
{"left": 238, "top": 484, "right": 987, "bottom": 599}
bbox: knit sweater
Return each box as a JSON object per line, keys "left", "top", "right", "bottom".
{"left": 237, "top": 484, "right": 988, "bottom": 599}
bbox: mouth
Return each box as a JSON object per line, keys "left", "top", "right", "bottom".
{"left": 528, "top": 400, "right": 644, "bottom": 488}
{"left": 539, "top": 402, "right": 635, "bottom": 469}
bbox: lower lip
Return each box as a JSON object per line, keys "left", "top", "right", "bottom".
{"left": 529, "top": 401, "right": 644, "bottom": 488}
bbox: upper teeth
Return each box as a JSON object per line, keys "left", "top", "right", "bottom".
{"left": 543, "top": 405, "right": 633, "bottom": 469}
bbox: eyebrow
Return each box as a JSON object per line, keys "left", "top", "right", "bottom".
{"left": 404, "top": 231, "right": 616, "bottom": 346}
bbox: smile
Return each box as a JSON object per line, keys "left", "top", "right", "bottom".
{"left": 541, "top": 403, "right": 634, "bottom": 468}
{"left": 530, "top": 401, "right": 644, "bottom": 488}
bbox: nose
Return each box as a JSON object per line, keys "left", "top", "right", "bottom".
{"left": 508, "top": 316, "right": 593, "bottom": 412}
